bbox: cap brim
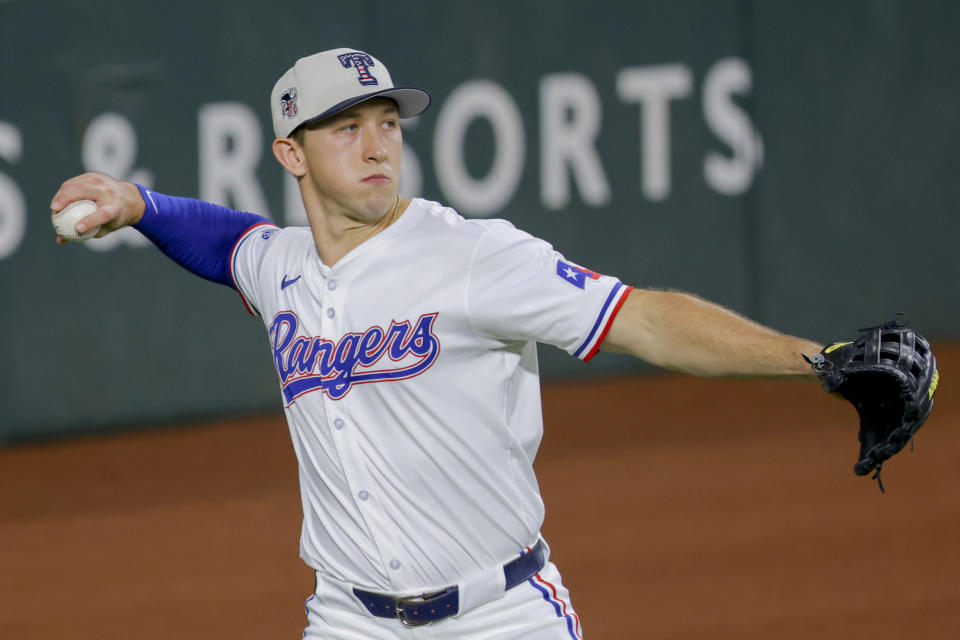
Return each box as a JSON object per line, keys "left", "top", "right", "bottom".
{"left": 296, "top": 86, "right": 431, "bottom": 133}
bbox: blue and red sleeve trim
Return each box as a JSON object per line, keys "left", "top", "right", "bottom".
{"left": 228, "top": 223, "right": 276, "bottom": 316}
{"left": 574, "top": 282, "right": 633, "bottom": 362}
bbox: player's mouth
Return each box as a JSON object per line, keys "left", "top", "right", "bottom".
{"left": 362, "top": 173, "right": 391, "bottom": 185}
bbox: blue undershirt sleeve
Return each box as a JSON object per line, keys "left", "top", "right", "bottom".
{"left": 132, "top": 184, "right": 275, "bottom": 288}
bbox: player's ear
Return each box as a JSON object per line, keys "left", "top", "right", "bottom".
{"left": 272, "top": 137, "right": 308, "bottom": 178}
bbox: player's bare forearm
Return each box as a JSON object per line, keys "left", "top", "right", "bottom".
{"left": 600, "top": 289, "right": 822, "bottom": 379}
{"left": 50, "top": 172, "right": 145, "bottom": 244}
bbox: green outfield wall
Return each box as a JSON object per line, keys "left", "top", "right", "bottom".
{"left": 1, "top": 0, "right": 957, "bottom": 440}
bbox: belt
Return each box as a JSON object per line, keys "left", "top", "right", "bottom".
{"left": 352, "top": 540, "right": 546, "bottom": 627}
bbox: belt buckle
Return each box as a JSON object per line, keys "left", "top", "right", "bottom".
{"left": 395, "top": 590, "right": 449, "bottom": 628}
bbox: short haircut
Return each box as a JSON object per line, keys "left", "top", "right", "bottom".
{"left": 291, "top": 126, "right": 307, "bottom": 147}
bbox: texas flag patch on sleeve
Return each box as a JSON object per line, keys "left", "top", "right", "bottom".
{"left": 555, "top": 259, "right": 602, "bottom": 290}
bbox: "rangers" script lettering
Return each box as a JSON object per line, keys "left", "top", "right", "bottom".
{"left": 269, "top": 311, "right": 441, "bottom": 403}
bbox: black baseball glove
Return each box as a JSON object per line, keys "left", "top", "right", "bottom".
{"left": 804, "top": 316, "right": 939, "bottom": 492}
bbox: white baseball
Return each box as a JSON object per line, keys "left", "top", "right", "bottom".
{"left": 52, "top": 200, "right": 101, "bottom": 241}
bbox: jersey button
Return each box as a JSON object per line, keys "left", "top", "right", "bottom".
{"left": 326, "top": 308, "right": 335, "bottom": 319}
{"left": 333, "top": 418, "right": 344, "bottom": 430}
{"left": 389, "top": 559, "right": 401, "bottom": 570}
{"left": 327, "top": 279, "right": 338, "bottom": 291}
{"left": 358, "top": 490, "right": 369, "bottom": 501}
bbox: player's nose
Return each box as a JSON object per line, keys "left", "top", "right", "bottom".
{"left": 362, "top": 127, "right": 388, "bottom": 163}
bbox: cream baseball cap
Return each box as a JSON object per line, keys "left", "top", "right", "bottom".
{"left": 271, "top": 48, "right": 431, "bottom": 138}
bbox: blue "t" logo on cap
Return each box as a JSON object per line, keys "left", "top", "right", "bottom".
{"left": 337, "top": 52, "right": 378, "bottom": 86}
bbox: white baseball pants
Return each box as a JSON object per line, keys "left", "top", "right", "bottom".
{"left": 302, "top": 560, "right": 583, "bottom": 639}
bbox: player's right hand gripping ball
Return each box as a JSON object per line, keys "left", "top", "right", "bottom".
{"left": 804, "top": 316, "right": 939, "bottom": 492}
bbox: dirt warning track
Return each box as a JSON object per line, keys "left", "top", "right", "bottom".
{"left": 2, "top": 346, "right": 958, "bottom": 639}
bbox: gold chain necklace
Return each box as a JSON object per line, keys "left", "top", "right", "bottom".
{"left": 389, "top": 195, "right": 401, "bottom": 224}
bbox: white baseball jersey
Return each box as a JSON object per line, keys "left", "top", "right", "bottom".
{"left": 229, "top": 198, "right": 631, "bottom": 593}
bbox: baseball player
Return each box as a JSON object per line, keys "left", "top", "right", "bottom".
{"left": 51, "top": 48, "right": 825, "bottom": 638}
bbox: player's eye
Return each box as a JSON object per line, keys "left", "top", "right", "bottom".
{"left": 338, "top": 123, "right": 358, "bottom": 133}
{"left": 383, "top": 119, "right": 398, "bottom": 129}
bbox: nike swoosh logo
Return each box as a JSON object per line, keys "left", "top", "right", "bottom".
{"left": 281, "top": 275, "right": 302, "bottom": 290}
